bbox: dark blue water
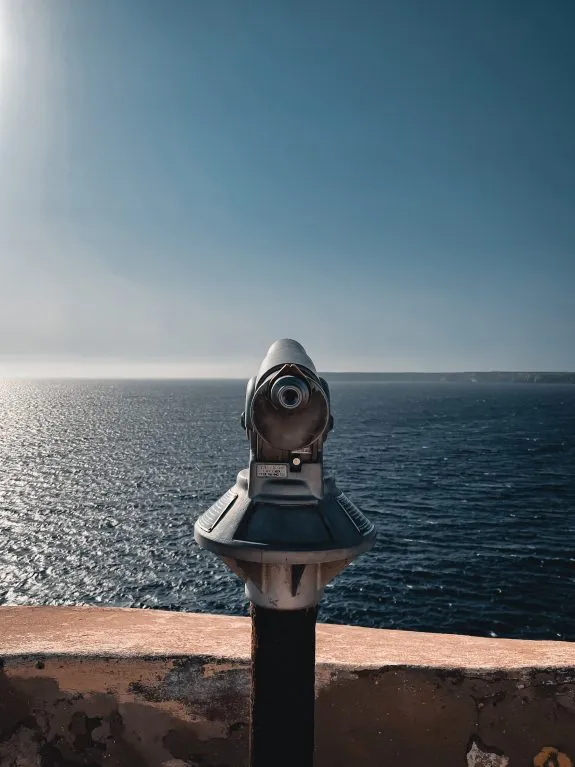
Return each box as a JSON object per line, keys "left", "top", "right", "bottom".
{"left": 1, "top": 380, "right": 574, "bottom": 640}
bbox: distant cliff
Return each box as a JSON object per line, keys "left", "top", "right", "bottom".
{"left": 322, "top": 371, "right": 575, "bottom": 384}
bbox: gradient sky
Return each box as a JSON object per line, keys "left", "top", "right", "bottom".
{"left": 1, "top": 0, "right": 574, "bottom": 377}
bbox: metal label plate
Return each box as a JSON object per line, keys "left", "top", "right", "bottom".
{"left": 256, "top": 463, "right": 289, "bottom": 478}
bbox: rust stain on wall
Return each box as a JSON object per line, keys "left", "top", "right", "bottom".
{"left": 534, "top": 747, "right": 574, "bottom": 767}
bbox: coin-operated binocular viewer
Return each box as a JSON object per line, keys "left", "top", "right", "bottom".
{"left": 194, "top": 339, "right": 376, "bottom": 767}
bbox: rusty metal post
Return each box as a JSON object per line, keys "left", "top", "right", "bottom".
{"left": 250, "top": 604, "right": 317, "bottom": 767}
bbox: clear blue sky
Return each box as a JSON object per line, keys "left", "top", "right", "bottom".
{"left": 1, "top": 0, "right": 573, "bottom": 376}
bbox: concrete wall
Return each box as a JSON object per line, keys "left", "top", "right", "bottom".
{"left": 1, "top": 606, "right": 574, "bottom": 766}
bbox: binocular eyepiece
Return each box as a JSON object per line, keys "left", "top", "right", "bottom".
{"left": 270, "top": 375, "right": 310, "bottom": 411}
{"left": 242, "top": 339, "right": 331, "bottom": 455}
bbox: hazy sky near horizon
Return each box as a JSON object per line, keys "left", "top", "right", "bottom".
{"left": 1, "top": 0, "right": 574, "bottom": 377}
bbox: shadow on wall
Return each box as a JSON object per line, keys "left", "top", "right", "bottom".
{"left": 0, "top": 657, "right": 250, "bottom": 767}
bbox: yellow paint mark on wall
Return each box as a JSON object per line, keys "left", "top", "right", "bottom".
{"left": 534, "top": 747, "right": 573, "bottom": 767}
{"left": 201, "top": 662, "right": 244, "bottom": 678}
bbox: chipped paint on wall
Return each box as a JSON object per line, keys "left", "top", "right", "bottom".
{"left": 467, "top": 738, "right": 510, "bottom": 766}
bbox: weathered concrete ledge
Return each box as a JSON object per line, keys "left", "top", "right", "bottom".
{"left": 1, "top": 606, "right": 574, "bottom": 766}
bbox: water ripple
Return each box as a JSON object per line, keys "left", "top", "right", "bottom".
{"left": 0, "top": 380, "right": 574, "bottom": 640}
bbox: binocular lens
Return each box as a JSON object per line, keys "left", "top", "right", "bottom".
{"left": 271, "top": 376, "right": 310, "bottom": 410}
{"left": 279, "top": 386, "right": 302, "bottom": 408}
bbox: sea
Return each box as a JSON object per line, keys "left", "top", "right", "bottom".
{"left": 1, "top": 379, "right": 574, "bottom": 641}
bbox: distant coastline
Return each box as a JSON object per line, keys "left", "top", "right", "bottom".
{"left": 322, "top": 371, "right": 575, "bottom": 384}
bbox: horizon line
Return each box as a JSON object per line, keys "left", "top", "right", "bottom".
{"left": 1, "top": 370, "right": 574, "bottom": 382}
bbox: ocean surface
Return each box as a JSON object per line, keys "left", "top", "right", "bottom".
{"left": 0, "top": 379, "right": 574, "bottom": 641}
